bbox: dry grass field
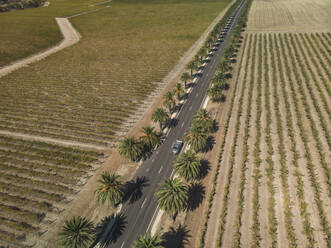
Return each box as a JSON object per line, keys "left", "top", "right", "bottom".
{"left": 202, "top": 31, "right": 330, "bottom": 248}
{"left": 247, "top": 0, "right": 331, "bottom": 32}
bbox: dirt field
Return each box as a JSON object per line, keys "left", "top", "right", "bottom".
{"left": 247, "top": 0, "right": 331, "bottom": 32}
{"left": 197, "top": 32, "right": 331, "bottom": 248}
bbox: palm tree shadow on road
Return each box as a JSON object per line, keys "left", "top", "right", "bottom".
{"left": 92, "top": 213, "right": 127, "bottom": 248}
{"left": 123, "top": 176, "right": 150, "bottom": 204}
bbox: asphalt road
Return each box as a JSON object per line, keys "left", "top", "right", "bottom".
{"left": 109, "top": 1, "right": 246, "bottom": 247}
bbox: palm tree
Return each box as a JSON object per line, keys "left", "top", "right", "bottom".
{"left": 206, "top": 37, "right": 214, "bottom": 48}
{"left": 207, "top": 85, "right": 222, "bottom": 102}
{"left": 132, "top": 233, "right": 164, "bottom": 248}
{"left": 152, "top": 108, "right": 169, "bottom": 131}
{"left": 184, "top": 125, "right": 207, "bottom": 152}
{"left": 163, "top": 91, "right": 176, "bottom": 113}
{"left": 194, "top": 108, "right": 211, "bottom": 122}
{"left": 193, "top": 109, "right": 214, "bottom": 133}
{"left": 155, "top": 178, "right": 188, "bottom": 220}
{"left": 217, "top": 60, "right": 230, "bottom": 73}
{"left": 186, "top": 61, "right": 197, "bottom": 77}
{"left": 174, "top": 151, "right": 201, "bottom": 182}
{"left": 119, "top": 136, "right": 144, "bottom": 161}
{"left": 194, "top": 54, "right": 201, "bottom": 65}
{"left": 58, "top": 216, "right": 94, "bottom": 248}
{"left": 173, "top": 83, "right": 185, "bottom": 101}
{"left": 198, "top": 47, "right": 207, "bottom": 62}
{"left": 140, "top": 125, "right": 161, "bottom": 150}
{"left": 180, "top": 72, "right": 191, "bottom": 88}
{"left": 95, "top": 172, "right": 124, "bottom": 206}
{"left": 213, "top": 71, "right": 226, "bottom": 83}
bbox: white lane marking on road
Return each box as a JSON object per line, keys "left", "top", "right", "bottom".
{"left": 146, "top": 207, "right": 159, "bottom": 233}
{"left": 196, "top": 93, "right": 199, "bottom": 97}
{"left": 158, "top": 165, "right": 163, "bottom": 174}
{"left": 141, "top": 197, "right": 147, "bottom": 209}
{"left": 181, "top": 122, "right": 185, "bottom": 128}
{"left": 152, "top": 158, "right": 155, "bottom": 162}
{"left": 146, "top": 167, "right": 150, "bottom": 172}
{"left": 189, "top": 106, "right": 192, "bottom": 111}
{"left": 120, "top": 241, "right": 125, "bottom": 248}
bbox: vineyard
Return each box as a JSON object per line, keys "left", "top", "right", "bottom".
{"left": 0, "top": 134, "right": 103, "bottom": 247}
{"left": 0, "top": 0, "right": 231, "bottom": 148}
{"left": 201, "top": 32, "right": 331, "bottom": 247}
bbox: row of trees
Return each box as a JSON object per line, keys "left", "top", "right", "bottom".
{"left": 59, "top": 215, "right": 164, "bottom": 248}
{"left": 155, "top": 109, "right": 216, "bottom": 221}
{"left": 58, "top": 108, "right": 214, "bottom": 247}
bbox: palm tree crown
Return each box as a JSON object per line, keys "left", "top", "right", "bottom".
{"left": 180, "top": 72, "right": 191, "bottom": 88}
{"left": 132, "top": 234, "right": 164, "bottom": 248}
{"left": 58, "top": 216, "right": 95, "bottom": 248}
{"left": 152, "top": 108, "right": 169, "bottom": 131}
{"left": 163, "top": 91, "right": 176, "bottom": 113}
{"left": 140, "top": 125, "right": 160, "bottom": 150}
{"left": 217, "top": 59, "right": 230, "bottom": 73}
{"left": 173, "top": 83, "right": 185, "bottom": 101}
{"left": 119, "top": 136, "right": 144, "bottom": 161}
{"left": 193, "top": 109, "right": 214, "bottom": 133}
{"left": 186, "top": 61, "right": 197, "bottom": 77}
{"left": 174, "top": 151, "right": 201, "bottom": 182}
{"left": 95, "top": 171, "right": 124, "bottom": 206}
{"left": 184, "top": 125, "right": 207, "bottom": 152}
{"left": 155, "top": 178, "right": 188, "bottom": 217}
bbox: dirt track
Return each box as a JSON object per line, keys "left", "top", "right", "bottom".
{"left": 0, "top": 18, "right": 81, "bottom": 78}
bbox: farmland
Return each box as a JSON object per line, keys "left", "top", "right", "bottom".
{"left": 199, "top": 31, "right": 331, "bottom": 248}
{"left": 247, "top": 0, "right": 331, "bottom": 32}
{"left": 0, "top": 134, "right": 103, "bottom": 247}
{"left": 0, "top": 0, "right": 232, "bottom": 148}
{"left": 0, "top": 0, "right": 235, "bottom": 246}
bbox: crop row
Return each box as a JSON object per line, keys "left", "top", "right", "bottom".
{"left": 298, "top": 34, "right": 331, "bottom": 121}
{"left": 216, "top": 34, "right": 252, "bottom": 248}
{"left": 262, "top": 34, "right": 277, "bottom": 247}
{"left": 271, "top": 34, "right": 315, "bottom": 247}
{"left": 287, "top": 33, "right": 331, "bottom": 193}
{"left": 250, "top": 33, "right": 263, "bottom": 248}
{"left": 306, "top": 34, "right": 331, "bottom": 96}
{"left": 267, "top": 34, "right": 298, "bottom": 247}
{"left": 231, "top": 33, "right": 254, "bottom": 248}
{"left": 0, "top": 136, "right": 103, "bottom": 245}
{"left": 279, "top": 33, "right": 330, "bottom": 247}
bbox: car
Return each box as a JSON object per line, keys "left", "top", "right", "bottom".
{"left": 172, "top": 140, "right": 183, "bottom": 155}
